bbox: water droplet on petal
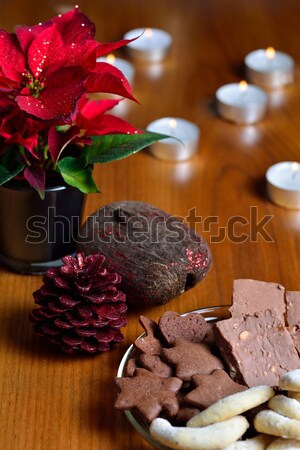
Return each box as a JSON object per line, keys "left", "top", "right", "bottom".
{"left": 81, "top": 23, "right": 85, "bottom": 27}
{"left": 38, "top": 22, "right": 42, "bottom": 26}
{"left": 58, "top": 14, "right": 62, "bottom": 18}
{"left": 75, "top": 4, "right": 79, "bottom": 8}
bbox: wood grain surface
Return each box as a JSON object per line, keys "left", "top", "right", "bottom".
{"left": 1, "top": 1, "right": 300, "bottom": 449}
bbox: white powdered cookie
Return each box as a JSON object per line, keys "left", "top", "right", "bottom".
{"left": 254, "top": 409, "right": 300, "bottom": 440}
{"left": 187, "top": 386, "right": 274, "bottom": 428}
{"left": 150, "top": 416, "right": 249, "bottom": 450}
{"left": 224, "top": 434, "right": 274, "bottom": 450}
{"left": 289, "top": 391, "right": 300, "bottom": 402}
{"left": 279, "top": 370, "right": 300, "bottom": 392}
{"left": 266, "top": 438, "right": 300, "bottom": 449}
{"left": 268, "top": 395, "right": 300, "bottom": 420}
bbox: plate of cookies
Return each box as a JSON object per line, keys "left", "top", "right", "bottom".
{"left": 115, "top": 280, "right": 300, "bottom": 450}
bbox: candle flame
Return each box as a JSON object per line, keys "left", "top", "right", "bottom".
{"left": 106, "top": 54, "right": 116, "bottom": 64}
{"left": 266, "top": 47, "right": 275, "bottom": 59}
{"left": 239, "top": 80, "right": 248, "bottom": 92}
{"left": 169, "top": 119, "right": 177, "bottom": 129}
{"left": 144, "top": 28, "right": 153, "bottom": 38}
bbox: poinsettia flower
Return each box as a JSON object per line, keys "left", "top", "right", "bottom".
{"left": 0, "top": 8, "right": 166, "bottom": 198}
{"left": 0, "top": 108, "right": 46, "bottom": 155}
{"left": 0, "top": 8, "right": 136, "bottom": 122}
{"left": 17, "top": 10, "right": 100, "bottom": 71}
{"left": 75, "top": 95, "right": 141, "bottom": 136}
{"left": 48, "top": 95, "right": 142, "bottom": 164}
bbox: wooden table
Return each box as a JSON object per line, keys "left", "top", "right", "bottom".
{"left": 1, "top": 0, "right": 300, "bottom": 449}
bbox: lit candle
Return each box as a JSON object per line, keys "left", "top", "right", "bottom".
{"left": 123, "top": 28, "right": 172, "bottom": 63}
{"left": 216, "top": 81, "right": 268, "bottom": 124}
{"left": 146, "top": 117, "right": 200, "bottom": 162}
{"left": 96, "top": 54, "right": 135, "bottom": 85}
{"left": 266, "top": 162, "right": 300, "bottom": 209}
{"left": 245, "top": 47, "right": 294, "bottom": 89}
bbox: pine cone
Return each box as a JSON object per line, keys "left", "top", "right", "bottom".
{"left": 29, "top": 253, "right": 127, "bottom": 354}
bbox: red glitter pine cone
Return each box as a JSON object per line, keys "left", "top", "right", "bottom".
{"left": 29, "top": 253, "right": 127, "bottom": 354}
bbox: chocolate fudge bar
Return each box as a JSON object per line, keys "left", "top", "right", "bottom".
{"left": 214, "top": 309, "right": 300, "bottom": 387}
{"left": 229, "top": 279, "right": 285, "bottom": 320}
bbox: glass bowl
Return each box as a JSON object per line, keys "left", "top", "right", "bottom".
{"left": 117, "top": 305, "right": 231, "bottom": 450}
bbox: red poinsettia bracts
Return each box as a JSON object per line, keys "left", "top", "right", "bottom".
{"left": 0, "top": 8, "right": 166, "bottom": 197}
{"left": 0, "top": 9, "right": 135, "bottom": 122}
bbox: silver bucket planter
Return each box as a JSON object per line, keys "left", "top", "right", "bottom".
{"left": 0, "top": 180, "right": 84, "bottom": 274}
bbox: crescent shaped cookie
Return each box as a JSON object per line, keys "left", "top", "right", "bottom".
{"left": 187, "top": 385, "right": 274, "bottom": 427}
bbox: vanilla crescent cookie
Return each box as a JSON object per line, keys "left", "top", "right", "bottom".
{"left": 266, "top": 438, "right": 300, "bottom": 449}
{"left": 289, "top": 391, "right": 300, "bottom": 401}
{"left": 224, "top": 434, "right": 274, "bottom": 450}
{"left": 254, "top": 409, "right": 300, "bottom": 440}
{"left": 187, "top": 386, "right": 274, "bottom": 428}
{"left": 150, "top": 416, "right": 249, "bottom": 450}
{"left": 268, "top": 395, "right": 300, "bottom": 420}
{"left": 279, "top": 369, "right": 300, "bottom": 392}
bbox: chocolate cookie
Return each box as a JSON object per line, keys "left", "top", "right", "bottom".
{"left": 139, "top": 354, "right": 173, "bottom": 378}
{"left": 158, "top": 311, "right": 209, "bottom": 345}
{"left": 162, "top": 339, "right": 224, "bottom": 381}
{"left": 115, "top": 368, "right": 182, "bottom": 422}
{"left": 124, "top": 358, "right": 138, "bottom": 377}
{"left": 185, "top": 369, "right": 247, "bottom": 409}
{"left": 134, "top": 316, "right": 162, "bottom": 355}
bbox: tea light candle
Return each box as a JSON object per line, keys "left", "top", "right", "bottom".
{"left": 245, "top": 47, "right": 294, "bottom": 89}
{"left": 216, "top": 81, "right": 267, "bottom": 124}
{"left": 123, "top": 28, "right": 172, "bottom": 63}
{"left": 266, "top": 162, "right": 300, "bottom": 209}
{"left": 147, "top": 117, "right": 200, "bottom": 162}
{"left": 97, "top": 54, "right": 135, "bottom": 85}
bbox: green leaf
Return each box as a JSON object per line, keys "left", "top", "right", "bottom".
{"left": 0, "top": 161, "right": 25, "bottom": 186}
{"left": 85, "top": 131, "right": 169, "bottom": 163}
{"left": 57, "top": 156, "right": 99, "bottom": 194}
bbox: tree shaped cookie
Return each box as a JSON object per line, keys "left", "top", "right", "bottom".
{"left": 162, "top": 340, "right": 224, "bottom": 381}
{"left": 185, "top": 369, "right": 247, "bottom": 409}
{"left": 115, "top": 368, "right": 182, "bottom": 422}
{"left": 134, "top": 316, "right": 163, "bottom": 355}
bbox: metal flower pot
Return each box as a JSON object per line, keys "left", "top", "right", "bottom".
{"left": 0, "top": 180, "right": 84, "bottom": 273}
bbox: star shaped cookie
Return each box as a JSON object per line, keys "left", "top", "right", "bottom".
{"left": 115, "top": 368, "right": 182, "bottom": 422}
{"left": 162, "top": 339, "right": 224, "bottom": 381}
{"left": 185, "top": 369, "right": 247, "bottom": 409}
